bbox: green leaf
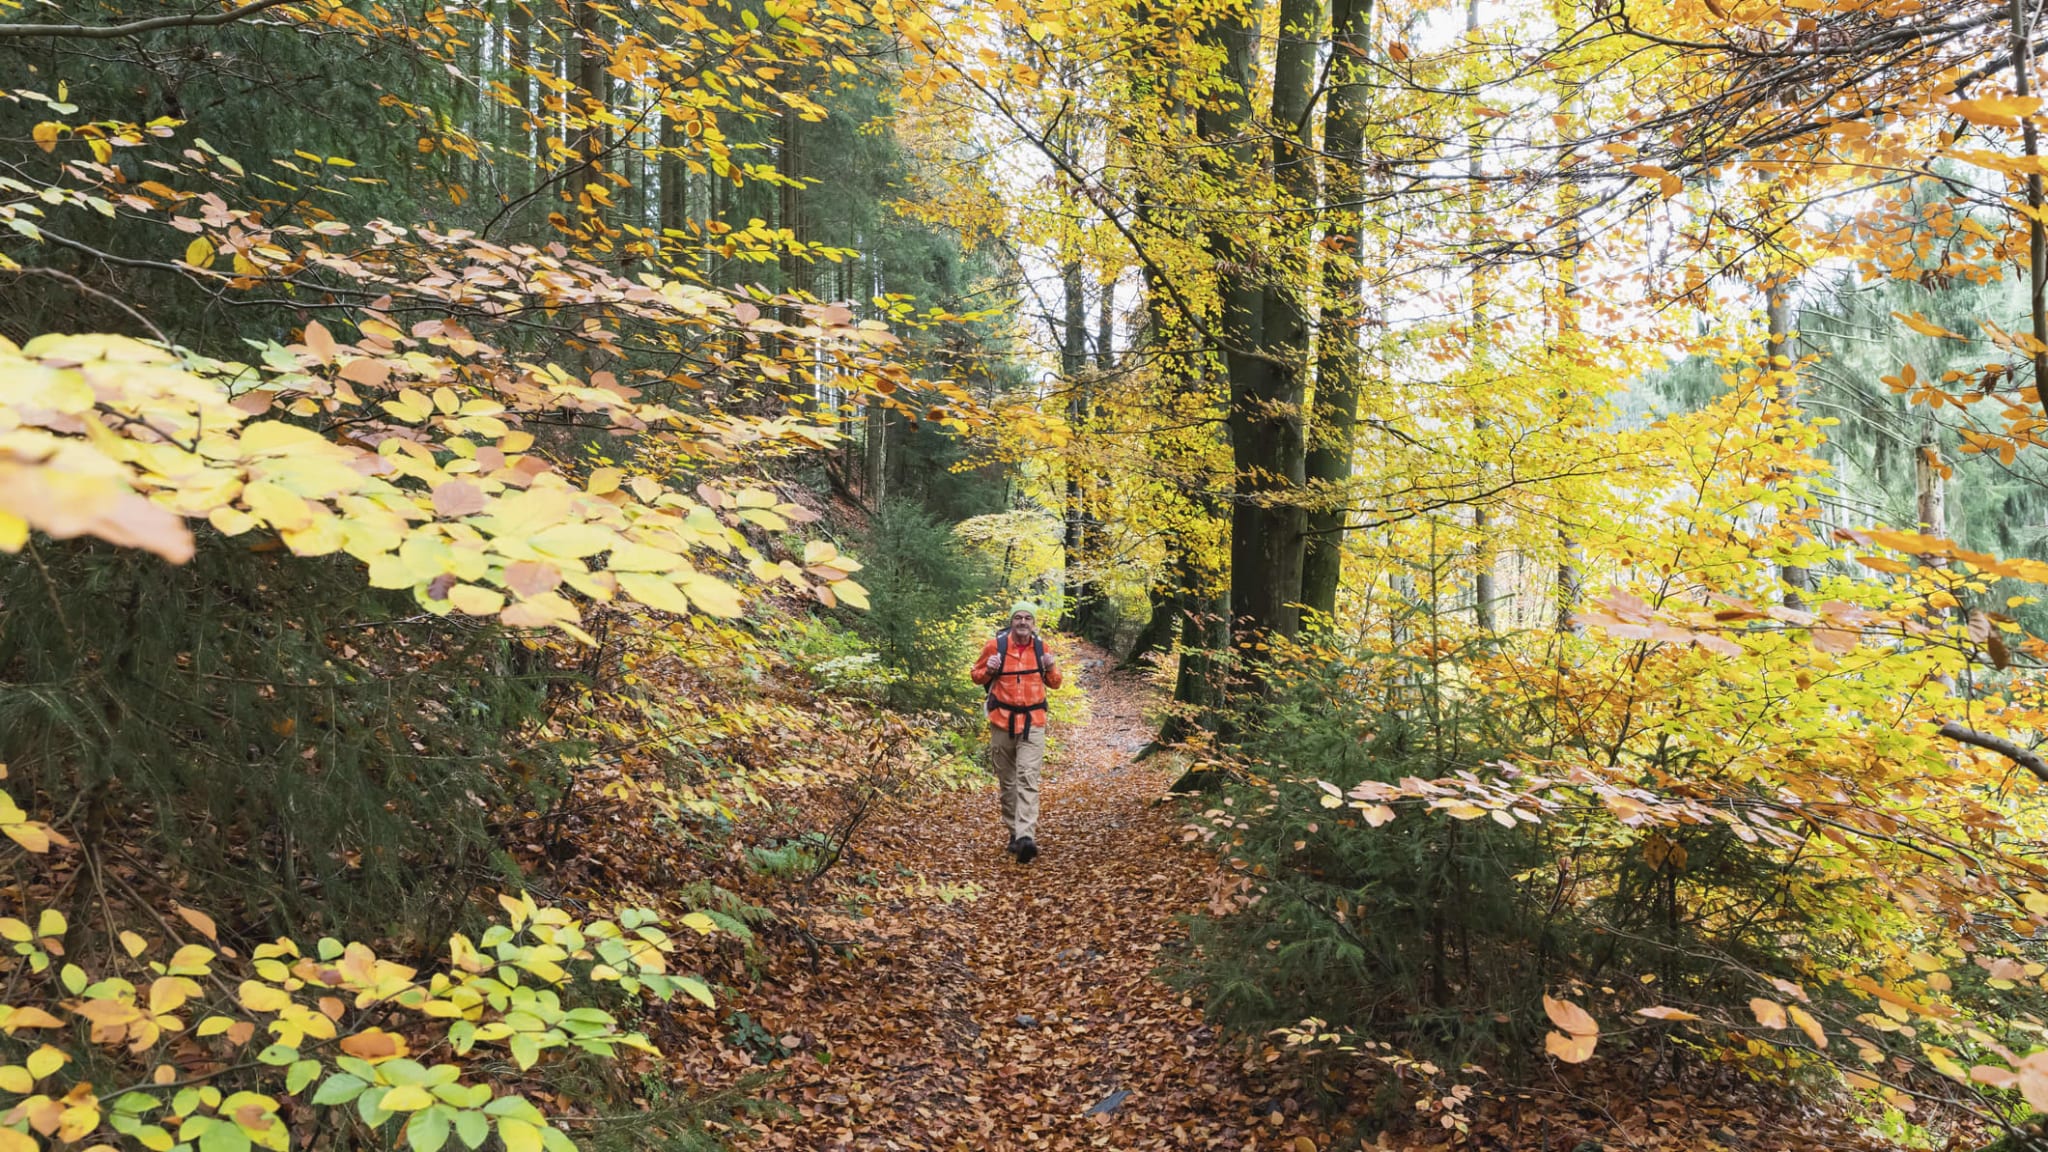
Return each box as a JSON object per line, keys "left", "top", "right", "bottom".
{"left": 675, "top": 977, "right": 715, "bottom": 1008}
{"left": 357, "top": 1086, "right": 392, "bottom": 1129}
{"left": 286, "top": 1061, "right": 321, "bottom": 1096}
{"left": 407, "top": 1106, "right": 451, "bottom": 1152}
{"left": 508, "top": 1033, "right": 541, "bottom": 1071}
{"left": 59, "top": 964, "right": 86, "bottom": 994}
{"left": 197, "top": 1119, "right": 250, "bottom": 1152}
{"left": 481, "top": 1096, "right": 543, "bottom": 1124}
{"left": 255, "top": 1044, "right": 298, "bottom": 1067}
{"left": 452, "top": 1111, "right": 490, "bottom": 1150}
{"left": 310, "top": 1074, "right": 368, "bottom": 1107}
{"left": 539, "top": 1125, "right": 576, "bottom": 1152}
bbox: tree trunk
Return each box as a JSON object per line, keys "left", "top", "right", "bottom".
{"left": 1060, "top": 257, "right": 1105, "bottom": 637}
{"left": 1766, "top": 274, "right": 1810, "bottom": 607}
{"left": 1916, "top": 416, "right": 1947, "bottom": 543}
{"left": 1233, "top": 0, "right": 1317, "bottom": 649}
{"left": 1552, "top": 0, "right": 1583, "bottom": 636}
{"left": 2013, "top": 0, "right": 2048, "bottom": 414}
{"left": 570, "top": 0, "right": 604, "bottom": 219}
{"left": 1301, "top": 0, "right": 1374, "bottom": 625}
{"left": 509, "top": 0, "right": 534, "bottom": 180}
{"left": 864, "top": 400, "right": 888, "bottom": 509}
{"left": 1466, "top": 0, "right": 1497, "bottom": 634}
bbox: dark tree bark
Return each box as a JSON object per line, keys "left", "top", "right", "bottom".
{"left": 1301, "top": 0, "right": 1374, "bottom": 625}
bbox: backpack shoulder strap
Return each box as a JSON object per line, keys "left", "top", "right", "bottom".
{"left": 1033, "top": 637, "right": 1048, "bottom": 680}
{"left": 996, "top": 632, "right": 1010, "bottom": 659}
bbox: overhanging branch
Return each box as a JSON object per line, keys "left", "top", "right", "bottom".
{"left": 0, "top": 0, "right": 296, "bottom": 39}
{"left": 1938, "top": 721, "right": 2048, "bottom": 783}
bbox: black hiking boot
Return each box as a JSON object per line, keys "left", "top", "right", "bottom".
{"left": 1012, "top": 837, "right": 1038, "bottom": 865}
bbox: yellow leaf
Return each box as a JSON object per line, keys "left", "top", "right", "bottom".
{"left": 448, "top": 585, "right": 505, "bottom": 616}
{"left": 24, "top": 1049, "right": 62, "bottom": 1081}
{"left": 497, "top": 1120, "right": 541, "bottom": 1152}
{"left": 0, "top": 1067, "right": 32, "bottom": 1094}
{"left": 616, "top": 572, "right": 692, "bottom": 615}
{"left": 678, "top": 573, "right": 744, "bottom": 617}
{"left": 379, "top": 1085, "right": 433, "bottom": 1112}
{"left": 184, "top": 237, "right": 215, "bottom": 269}
{"left": 1892, "top": 310, "right": 1965, "bottom": 340}
{"left": 238, "top": 981, "right": 291, "bottom": 1014}
{"left": 832, "top": 579, "right": 870, "bottom": 610}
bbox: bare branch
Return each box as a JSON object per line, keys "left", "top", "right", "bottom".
{"left": 1938, "top": 721, "right": 2048, "bottom": 782}
{"left": 0, "top": 0, "right": 296, "bottom": 40}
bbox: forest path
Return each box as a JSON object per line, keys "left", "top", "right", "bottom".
{"left": 735, "top": 642, "right": 1342, "bottom": 1151}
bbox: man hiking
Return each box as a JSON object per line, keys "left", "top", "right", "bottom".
{"left": 970, "top": 602, "right": 1063, "bottom": 864}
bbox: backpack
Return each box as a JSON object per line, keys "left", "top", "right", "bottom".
{"left": 985, "top": 630, "right": 1051, "bottom": 740}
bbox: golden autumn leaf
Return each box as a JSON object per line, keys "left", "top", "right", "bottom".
{"left": 1627, "top": 163, "right": 1682, "bottom": 198}
{"left": 1952, "top": 94, "right": 2042, "bottom": 125}
{"left": 1750, "top": 998, "right": 1787, "bottom": 1029}
{"left": 1891, "top": 311, "right": 1965, "bottom": 340}
{"left": 1787, "top": 1004, "right": 1828, "bottom": 1049}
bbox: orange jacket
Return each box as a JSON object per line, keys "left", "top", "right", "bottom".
{"left": 971, "top": 633, "right": 1063, "bottom": 734}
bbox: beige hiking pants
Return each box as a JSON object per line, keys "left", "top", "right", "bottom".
{"left": 989, "top": 723, "right": 1044, "bottom": 842}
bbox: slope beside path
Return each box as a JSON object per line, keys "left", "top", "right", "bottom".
{"left": 725, "top": 643, "right": 1339, "bottom": 1151}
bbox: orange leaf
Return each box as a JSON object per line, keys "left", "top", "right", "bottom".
{"left": 337, "top": 1028, "right": 407, "bottom": 1061}
{"left": 1543, "top": 995, "right": 1597, "bottom": 1036}
{"left": 173, "top": 904, "right": 217, "bottom": 942}
{"left": 1750, "top": 998, "right": 1787, "bottom": 1029}
{"left": 1544, "top": 1029, "right": 1597, "bottom": 1063}
{"left": 1788, "top": 1005, "right": 1828, "bottom": 1049}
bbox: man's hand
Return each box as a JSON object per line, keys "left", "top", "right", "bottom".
{"left": 986, "top": 652, "right": 1004, "bottom": 674}
{"left": 1040, "top": 652, "right": 1056, "bottom": 672}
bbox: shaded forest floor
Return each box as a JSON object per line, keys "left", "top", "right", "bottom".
{"left": 672, "top": 647, "right": 1911, "bottom": 1152}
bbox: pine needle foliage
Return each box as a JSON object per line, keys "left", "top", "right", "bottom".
{"left": 1173, "top": 625, "right": 1865, "bottom": 1076}
{"left": 1173, "top": 646, "right": 1553, "bottom": 1068}
{"left": 0, "top": 537, "right": 563, "bottom": 945}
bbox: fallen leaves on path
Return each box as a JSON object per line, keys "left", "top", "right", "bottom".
{"left": 711, "top": 644, "right": 1341, "bottom": 1150}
